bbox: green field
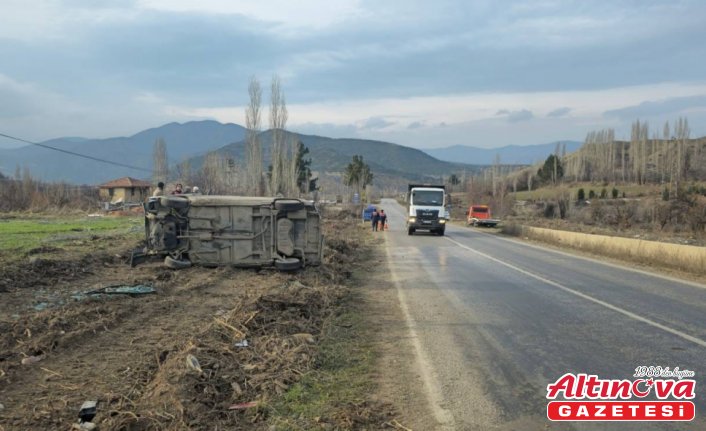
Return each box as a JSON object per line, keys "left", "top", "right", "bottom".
{"left": 0, "top": 214, "right": 143, "bottom": 253}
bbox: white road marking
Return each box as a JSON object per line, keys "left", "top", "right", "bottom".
{"left": 445, "top": 236, "right": 706, "bottom": 349}
{"left": 456, "top": 225, "right": 706, "bottom": 291}
{"left": 384, "top": 240, "right": 457, "bottom": 430}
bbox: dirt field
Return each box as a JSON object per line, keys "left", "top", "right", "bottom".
{"left": 0, "top": 212, "right": 394, "bottom": 430}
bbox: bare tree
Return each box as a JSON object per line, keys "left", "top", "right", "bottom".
{"left": 245, "top": 77, "right": 263, "bottom": 195}
{"left": 269, "top": 75, "right": 289, "bottom": 195}
{"left": 175, "top": 158, "right": 192, "bottom": 186}
{"left": 153, "top": 138, "right": 168, "bottom": 184}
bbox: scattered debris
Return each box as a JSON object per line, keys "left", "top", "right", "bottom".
{"left": 85, "top": 284, "right": 156, "bottom": 296}
{"left": 0, "top": 402, "right": 5, "bottom": 411}
{"left": 292, "top": 333, "right": 315, "bottom": 344}
{"left": 385, "top": 419, "right": 413, "bottom": 430}
{"left": 20, "top": 354, "right": 45, "bottom": 365}
{"left": 228, "top": 401, "right": 258, "bottom": 410}
{"left": 78, "top": 400, "right": 97, "bottom": 423}
{"left": 72, "top": 422, "right": 97, "bottom": 430}
{"left": 185, "top": 354, "right": 202, "bottom": 373}
{"left": 33, "top": 302, "right": 50, "bottom": 311}
{"left": 234, "top": 339, "right": 249, "bottom": 348}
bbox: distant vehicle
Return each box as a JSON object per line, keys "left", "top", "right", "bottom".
{"left": 467, "top": 204, "right": 500, "bottom": 227}
{"left": 362, "top": 204, "right": 377, "bottom": 221}
{"left": 141, "top": 195, "right": 324, "bottom": 271}
{"left": 406, "top": 184, "right": 448, "bottom": 236}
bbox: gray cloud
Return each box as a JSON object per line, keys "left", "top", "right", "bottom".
{"left": 2, "top": 1, "right": 706, "bottom": 143}
{"left": 407, "top": 121, "right": 424, "bottom": 129}
{"left": 547, "top": 107, "right": 571, "bottom": 118}
{"left": 508, "top": 109, "right": 534, "bottom": 122}
{"left": 360, "top": 116, "right": 394, "bottom": 129}
{"left": 603, "top": 95, "right": 706, "bottom": 120}
{"left": 496, "top": 109, "right": 534, "bottom": 123}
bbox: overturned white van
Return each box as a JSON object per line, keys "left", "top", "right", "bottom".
{"left": 143, "top": 195, "right": 324, "bottom": 271}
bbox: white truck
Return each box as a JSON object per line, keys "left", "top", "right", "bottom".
{"left": 406, "top": 184, "right": 449, "bottom": 236}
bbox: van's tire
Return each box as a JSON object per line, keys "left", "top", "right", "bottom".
{"left": 438, "top": 228, "right": 445, "bottom": 236}
{"left": 274, "top": 200, "right": 305, "bottom": 212}
{"left": 161, "top": 197, "right": 189, "bottom": 209}
{"left": 274, "top": 257, "right": 302, "bottom": 271}
{"left": 407, "top": 227, "right": 414, "bottom": 235}
{"left": 164, "top": 255, "right": 192, "bottom": 269}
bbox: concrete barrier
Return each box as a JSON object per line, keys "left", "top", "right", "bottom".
{"left": 515, "top": 225, "right": 706, "bottom": 276}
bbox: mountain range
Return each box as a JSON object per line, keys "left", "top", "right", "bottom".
{"left": 0, "top": 121, "right": 246, "bottom": 184}
{"left": 422, "top": 141, "right": 583, "bottom": 165}
{"left": 0, "top": 121, "right": 582, "bottom": 184}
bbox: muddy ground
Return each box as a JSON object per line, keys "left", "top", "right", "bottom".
{"left": 0, "top": 214, "right": 395, "bottom": 430}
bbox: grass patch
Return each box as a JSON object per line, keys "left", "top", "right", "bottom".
{"left": 0, "top": 214, "right": 143, "bottom": 254}
{"left": 510, "top": 182, "right": 668, "bottom": 201}
{"left": 266, "top": 292, "right": 383, "bottom": 430}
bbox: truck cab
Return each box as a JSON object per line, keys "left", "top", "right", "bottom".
{"left": 406, "top": 184, "right": 448, "bottom": 236}
{"left": 467, "top": 204, "right": 499, "bottom": 227}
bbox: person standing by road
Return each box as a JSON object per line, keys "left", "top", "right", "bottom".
{"left": 379, "top": 209, "right": 387, "bottom": 231}
{"left": 152, "top": 182, "right": 165, "bottom": 197}
{"left": 372, "top": 208, "right": 380, "bottom": 231}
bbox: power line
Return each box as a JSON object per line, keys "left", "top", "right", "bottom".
{"left": 0, "top": 132, "right": 152, "bottom": 173}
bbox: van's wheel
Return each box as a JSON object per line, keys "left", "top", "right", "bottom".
{"left": 274, "top": 257, "right": 302, "bottom": 271}
{"left": 274, "top": 200, "right": 305, "bottom": 212}
{"left": 407, "top": 228, "right": 414, "bottom": 235}
{"left": 438, "top": 228, "right": 445, "bottom": 236}
{"left": 164, "top": 255, "right": 192, "bottom": 269}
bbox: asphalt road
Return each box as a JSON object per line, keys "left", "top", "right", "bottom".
{"left": 379, "top": 198, "right": 706, "bottom": 431}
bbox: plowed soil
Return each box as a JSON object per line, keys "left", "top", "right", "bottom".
{"left": 0, "top": 216, "right": 384, "bottom": 430}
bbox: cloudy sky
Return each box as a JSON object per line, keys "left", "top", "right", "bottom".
{"left": 1, "top": 0, "right": 706, "bottom": 149}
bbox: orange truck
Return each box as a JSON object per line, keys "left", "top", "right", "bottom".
{"left": 466, "top": 204, "right": 500, "bottom": 227}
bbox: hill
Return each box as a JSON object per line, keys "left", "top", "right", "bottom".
{"left": 422, "top": 141, "right": 583, "bottom": 165}
{"left": 189, "top": 129, "right": 483, "bottom": 182}
{"left": 0, "top": 121, "right": 246, "bottom": 184}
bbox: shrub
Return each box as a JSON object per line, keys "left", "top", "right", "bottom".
{"left": 544, "top": 202, "right": 556, "bottom": 218}
{"left": 612, "top": 188, "right": 619, "bottom": 199}
{"left": 577, "top": 188, "right": 585, "bottom": 201}
{"left": 662, "top": 187, "right": 670, "bottom": 201}
{"left": 588, "top": 190, "right": 596, "bottom": 199}
{"left": 600, "top": 188, "right": 607, "bottom": 199}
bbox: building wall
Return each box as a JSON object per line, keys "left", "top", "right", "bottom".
{"left": 99, "top": 187, "right": 150, "bottom": 202}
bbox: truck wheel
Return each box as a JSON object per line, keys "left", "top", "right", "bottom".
{"left": 438, "top": 228, "right": 445, "bottom": 236}
{"left": 274, "top": 257, "right": 302, "bottom": 271}
{"left": 164, "top": 255, "right": 192, "bottom": 269}
{"left": 407, "top": 227, "right": 414, "bottom": 236}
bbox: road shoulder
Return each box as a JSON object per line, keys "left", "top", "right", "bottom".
{"left": 362, "top": 234, "right": 441, "bottom": 431}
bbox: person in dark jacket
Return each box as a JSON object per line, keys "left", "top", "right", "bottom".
{"left": 379, "top": 209, "right": 387, "bottom": 231}
{"left": 371, "top": 209, "right": 379, "bottom": 231}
